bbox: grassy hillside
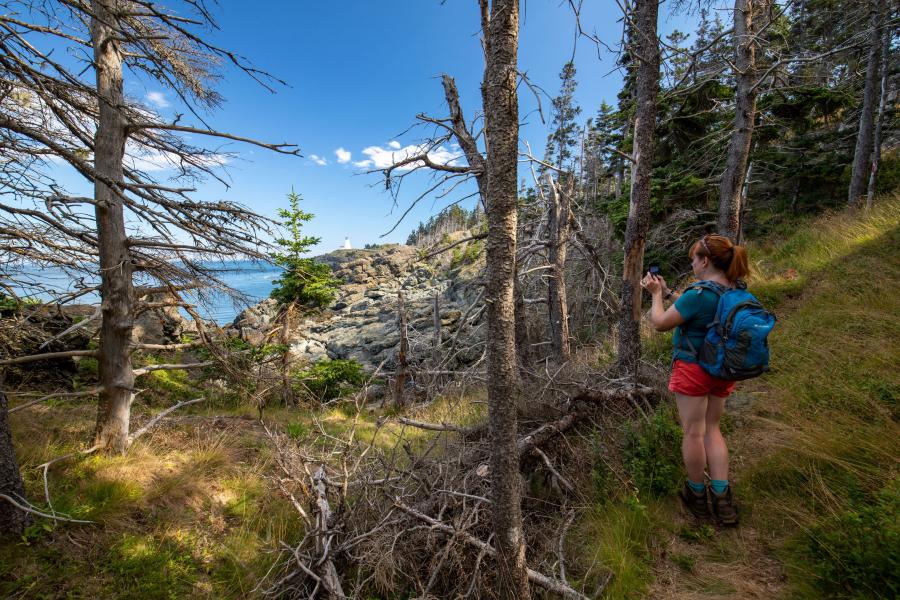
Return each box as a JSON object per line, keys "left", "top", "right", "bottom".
{"left": 578, "top": 196, "right": 900, "bottom": 599}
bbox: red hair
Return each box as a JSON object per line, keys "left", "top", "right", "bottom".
{"left": 689, "top": 234, "right": 750, "bottom": 282}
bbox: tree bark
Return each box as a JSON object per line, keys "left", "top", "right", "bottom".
{"left": 483, "top": 1, "right": 530, "bottom": 597}
{"left": 91, "top": 0, "right": 135, "bottom": 453}
{"left": 0, "top": 386, "right": 30, "bottom": 538}
{"left": 848, "top": 0, "right": 886, "bottom": 208}
{"left": 718, "top": 0, "right": 766, "bottom": 241}
{"left": 432, "top": 291, "right": 441, "bottom": 365}
{"left": 866, "top": 13, "right": 891, "bottom": 210}
{"left": 393, "top": 291, "right": 408, "bottom": 409}
{"left": 546, "top": 175, "right": 571, "bottom": 361}
{"left": 616, "top": 0, "right": 660, "bottom": 376}
{"left": 281, "top": 304, "right": 295, "bottom": 405}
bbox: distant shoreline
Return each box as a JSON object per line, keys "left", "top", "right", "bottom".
{"left": 6, "top": 260, "right": 281, "bottom": 324}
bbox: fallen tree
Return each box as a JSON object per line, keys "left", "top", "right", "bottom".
{"left": 256, "top": 373, "right": 653, "bottom": 599}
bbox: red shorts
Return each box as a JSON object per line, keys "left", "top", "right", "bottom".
{"left": 668, "top": 360, "right": 736, "bottom": 398}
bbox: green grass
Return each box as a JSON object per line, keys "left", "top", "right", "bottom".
{"left": 1, "top": 380, "right": 486, "bottom": 599}
{"left": 734, "top": 200, "right": 900, "bottom": 597}
{"left": 573, "top": 495, "right": 665, "bottom": 599}
{"left": 1, "top": 401, "right": 302, "bottom": 599}
{"left": 587, "top": 196, "right": 900, "bottom": 598}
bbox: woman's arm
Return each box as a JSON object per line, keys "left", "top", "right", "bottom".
{"left": 641, "top": 273, "right": 686, "bottom": 332}
{"left": 648, "top": 292, "right": 686, "bottom": 332}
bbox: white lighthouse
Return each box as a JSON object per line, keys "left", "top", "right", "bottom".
{"left": 343, "top": 237, "right": 351, "bottom": 250}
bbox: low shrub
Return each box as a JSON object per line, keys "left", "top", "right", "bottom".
{"left": 799, "top": 479, "right": 900, "bottom": 599}
{"left": 293, "top": 359, "right": 365, "bottom": 402}
{"left": 623, "top": 407, "right": 684, "bottom": 497}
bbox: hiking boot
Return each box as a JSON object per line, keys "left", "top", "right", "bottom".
{"left": 679, "top": 481, "right": 710, "bottom": 519}
{"left": 711, "top": 485, "right": 739, "bottom": 526}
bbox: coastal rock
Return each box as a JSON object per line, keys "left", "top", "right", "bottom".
{"left": 228, "top": 240, "right": 484, "bottom": 372}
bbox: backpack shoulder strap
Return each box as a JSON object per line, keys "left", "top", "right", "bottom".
{"left": 685, "top": 280, "right": 727, "bottom": 299}
{"left": 678, "top": 281, "right": 728, "bottom": 357}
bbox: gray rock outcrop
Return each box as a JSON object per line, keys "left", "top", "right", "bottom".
{"left": 231, "top": 240, "right": 484, "bottom": 372}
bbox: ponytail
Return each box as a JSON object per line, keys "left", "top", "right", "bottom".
{"left": 690, "top": 234, "right": 751, "bottom": 283}
{"left": 726, "top": 245, "right": 750, "bottom": 281}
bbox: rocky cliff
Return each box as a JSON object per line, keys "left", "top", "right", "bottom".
{"left": 230, "top": 237, "right": 484, "bottom": 372}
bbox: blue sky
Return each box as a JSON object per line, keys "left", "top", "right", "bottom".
{"left": 57, "top": 0, "right": 703, "bottom": 254}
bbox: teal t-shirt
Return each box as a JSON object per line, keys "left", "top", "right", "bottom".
{"left": 672, "top": 285, "right": 721, "bottom": 363}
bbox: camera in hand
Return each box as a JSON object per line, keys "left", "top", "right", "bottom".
{"left": 648, "top": 263, "right": 661, "bottom": 276}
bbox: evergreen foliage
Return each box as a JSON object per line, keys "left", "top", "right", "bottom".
{"left": 270, "top": 191, "right": 340, "bottom": 307}
{"left": 623, "top": 407, "right": 684, "bottom": 497}
{"left": 544, "top": 61, "right": 582, "bottom": 172}
{"left": 406, "top": 204, "right": 483, "bottom": 246}
{"left": 293, "top": 359, "right": 366, "bottom": 402}
{"left": 526, "top": 1, "right": 898, "bottom": 268}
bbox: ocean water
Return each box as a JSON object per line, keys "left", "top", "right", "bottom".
{"left": 6, "top": 260, "right": 282, "bottom": 325}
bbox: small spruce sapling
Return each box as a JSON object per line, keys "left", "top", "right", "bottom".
{"left": 270, "top": 190, "right": 340, "bottom": 307}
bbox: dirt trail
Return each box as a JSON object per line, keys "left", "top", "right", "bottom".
{"left": 647, "top": 391, "right": 790, "bottom": 599}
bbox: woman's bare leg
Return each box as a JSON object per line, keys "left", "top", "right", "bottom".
{"left": 704, "top": 394, "right": 728, "bottom": 481}
{"left": 675, "top": 394, "right": 708, "bottom": 483}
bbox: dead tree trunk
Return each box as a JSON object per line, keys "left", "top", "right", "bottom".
{"left": 0, "top": 387, "right": 30, "bottom": 537}
{"left": 866, "top": 16, "right": 891, "bottom": 210}
{"left": 718, "top": 0, "right": 767, "bottom": 240}
{"left": 482, "top": 0, "right": 530, "bottom": 597}
{"left": 546, "top": 175, "right": 571, "bottom": 361}
{"left": 91, "top": 0, "right": 135, "bottom": 453}
{"left": 738, "top": 160, "right": 753, "bottom": 245}
{"left": 432, "top": 292, "right": 441, "bottom": 365}
{"left": 616, "top": 0, "right": 660, "bottom": 377}
{"left": 848, "top": 0, "right": 886, "bottom": 208}
{"left": 281, "top": 304, "right": 295, "bottom": 406}
{"left": 393, "top": 291, "right": 408, "bottom": 409}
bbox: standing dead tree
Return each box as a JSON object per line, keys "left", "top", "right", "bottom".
{"left": 546, "top": 174, "right": 572, "bottom": 362}
{"left": 392, "top": 291, "right": 408, "bottom": 409}
{"left": 370, "top": 1, "right": 529, "bottom": 594}
{"left": 718, "top": 0, "right": 771, "bottom": 241}
{"left": 866, "top": 2, "right": 894, "bottom": 210}
{"left": 616, "top": 0, "right": 661, "bottom": 376}
{"left": 848, "top": 0, "right": 888, "bottom": 208}
{"left": 0, "top": 0, "right": 299, "bottom": 453}
{"left": 0, "top": 384, "right": 29, "bottom": 537}
{"left": 480, "top": 2, "right": 529, "bottom": 595}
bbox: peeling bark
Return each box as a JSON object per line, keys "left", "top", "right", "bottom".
{"left": 616, "top": 0, "right": 660, "bottom": 376}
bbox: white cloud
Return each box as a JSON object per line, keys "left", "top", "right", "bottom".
{"left": 309, "top": 154, "right": 328, "bottom": 166}
{"left": 145, "top": 91, "right": 170, "bottom": 108}
{"left": 334, "top": 147, "right": 351, "bottom": 163}
{"left": 352, "top": 143, "right": 463, "bottom": 171}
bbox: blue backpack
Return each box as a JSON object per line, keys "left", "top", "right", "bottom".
{"left": 679, "top": 281, "right": 776, "bottom": 381}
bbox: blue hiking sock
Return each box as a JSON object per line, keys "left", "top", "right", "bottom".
{"left": 710, "top": 479, "right": 729, "bottom": 495}
{"left": 687, "top": 479, "right": 706, "bottom": 494}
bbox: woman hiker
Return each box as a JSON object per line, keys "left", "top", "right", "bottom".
{"left": 640, "top": 234, "right": 750, "bottom": 525}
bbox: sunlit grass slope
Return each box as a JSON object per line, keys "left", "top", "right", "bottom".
{"left": 1, "top": 366, "right": 483, "bottom": 599}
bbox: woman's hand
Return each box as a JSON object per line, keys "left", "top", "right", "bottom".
{"left": 641, "top": 272, "right": 664, "bottom": 295}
